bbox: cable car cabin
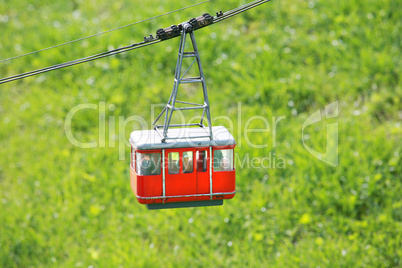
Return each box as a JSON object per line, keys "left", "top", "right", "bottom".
{"left": 129, "top": 126, "right": 236, "bottom": 210}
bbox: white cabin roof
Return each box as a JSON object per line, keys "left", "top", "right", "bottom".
{"left": 130, "top": 126, "right": 236, "bottom": 150}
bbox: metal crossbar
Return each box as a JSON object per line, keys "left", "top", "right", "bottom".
{"left": 136, "top": 190, "right": 236, "bottom": 200}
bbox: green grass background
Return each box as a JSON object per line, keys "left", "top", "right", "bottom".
{"left": 0, "top": 0, "right": 401, "bottom": 266}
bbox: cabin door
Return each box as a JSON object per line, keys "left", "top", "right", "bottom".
{"left": 196, "top": 149, "right": 210, "bottom": 195}
{"left": 165, "top": 149, "right": 197, "bottom": 196}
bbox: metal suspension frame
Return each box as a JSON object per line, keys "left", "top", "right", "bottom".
{"left": 153, "top": 27, "right": 213, "bottom": 142}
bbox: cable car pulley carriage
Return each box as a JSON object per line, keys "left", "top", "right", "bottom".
{"left": 130, "top": 16, "right": 236, "bottom": 210}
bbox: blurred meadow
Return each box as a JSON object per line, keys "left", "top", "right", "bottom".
{"left": 0, "top": 0, "right": 401, "bottom": 266}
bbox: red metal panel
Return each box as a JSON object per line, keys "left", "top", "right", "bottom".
{"left": 138, "top": 174, "right": 163, "bottom": 197}
{"left": 212, "top": 170, "right": 236, "bottom": 193}
{"left": 131, "top": 168, "right": 163, "bottom": 204}
{"left": 130, "top": 167, "right": 138, "bottom": 196}
{"left": 212, "top": 144, "right": 236, "bottom": 150}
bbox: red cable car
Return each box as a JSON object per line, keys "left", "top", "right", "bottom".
{"left": 130, "top": 126, "right": 236, "bottom": 209}
{"left": 130, "top": 21, "right": 237, "bottom": 209}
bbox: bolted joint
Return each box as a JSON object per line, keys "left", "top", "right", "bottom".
{"left": 182, "top": 22, "right": 193, "bottom": 33}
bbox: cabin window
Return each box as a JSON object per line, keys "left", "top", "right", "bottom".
{"left": 196, "top": 150, "right": 207, "bottom": 172}
{"left": 213, "top": 149, "right": 234, "bottom": 171}
{"left": 168, "top": 152, "right": 180, "bottom": 174}
{"left": 182, "top": 151, "right": 193, "bottom": 173}
{"left": 136, "top": 152, "right": 161, "bottom": 175}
